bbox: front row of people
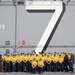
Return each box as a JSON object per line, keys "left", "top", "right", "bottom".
{"left": 2, "top": 52, "right": 75, "bottom": 73}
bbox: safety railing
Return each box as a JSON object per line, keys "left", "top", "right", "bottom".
{"left": 26, "top": 0, "right": 75, "bottom": 6}
{"left": 0, "top": 0, "right": 75, "bottom": 6}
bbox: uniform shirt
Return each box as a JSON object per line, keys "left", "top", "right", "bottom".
{"left": 43, "top": 56, "right": 47, "bottom": 61}
{"left": 17, "top": 55, "right": 23, "bottom": 62}
{"left": 15, "top": 55, "right": 18, "bottom": 62}
{"left": 2, "top": 55, "right": 7, "bottom": 61}
{"left": 11, "top": 56, "right": 17, "bottom": 63}
{"left": 56, "top": 54, "right": 59, "bottom": 59}
{"left": 50, "top": 55, "right": 54, "bottom": 61}
{"left": 20, "top": 55, "right": 24, "bottom": 61}
{"left": 27, "top": 55, "right": 30, "bottom": 60}
{"left": 31, "top": 60, "right": 37, "bottom": 67}
{"left": 38, "top": 60, "right": 44, "bottom": 67}
{"left": 36, "top": 56, "right": 40, "bottom": 61}
{"left": 61, "top": 54, "right": 65, "bottom": 58}
{"left": 29, "top": 56, "right": 33, "bottom": 61}
{"left": 49, "top": 54, "right": 51, "bottom": 57}
{"left": 53, "top": 56, "right": 58, "bottom": 62}
{"left": 33, "top": 54, "right": 36, "bottom": 59}
{"left": 68, "top": 54, "right": 71, "bottom": 60}
{"left": 41, "top": 56, "right": 45, "bottom": 61}
{"left": 5, "top": 56, "right": 10, "bottom": 62}
{"left": 46, "top": 57, "right": 52, "bottom": 63}
{"left": 9, "top": 56, "right": 13, "bottom": 62}
{"left": 23, "top": 56, "right": 28, "bottom": 61}
{"left": 59, "top": 56, "right": 64, "bottom": 63}
{"left": 38, "top": 54, "right": 42, "bottom": 58}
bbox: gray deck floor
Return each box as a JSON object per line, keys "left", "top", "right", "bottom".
{"left": 0, "top": 72, "right": 75, "bottom": 75}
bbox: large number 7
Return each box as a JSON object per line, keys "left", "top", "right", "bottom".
{"left": 26, "top": 1, "right": 65, "bottom": 54}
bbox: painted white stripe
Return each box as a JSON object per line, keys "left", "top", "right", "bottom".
{"left": 26, "top": 1, "right": 63, "bottom": 54}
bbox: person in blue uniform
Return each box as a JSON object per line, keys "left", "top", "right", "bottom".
{"left": 69, "top": 53, "right": 74, "bottom": 73}
{"left": 64, "top": 53, "right": 69, "bottom": 72}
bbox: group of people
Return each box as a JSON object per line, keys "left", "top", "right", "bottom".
{"left": 2, "top": 52, "right": 75, "bottom": 73}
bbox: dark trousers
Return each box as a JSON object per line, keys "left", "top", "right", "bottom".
{"left": 36, "top": 65, "right": 39, "bottom": 72}
{"left": 0, "top": 61, "right": 2, "bottom": 72}
{"left": 5, "top": 62, "right": 10, "bottom": 72}
{"left": 43, "top": 61, "right": 47, "bottom": 72}
{"left": 12, "top": 63, "right": 16, "bottom": 72}
{"left": 16, "top": 62, "right": 20, "bottom": 72}
{"left": 3, "top": 61, "right": 6, "bottom": 72}
{"left": 26, "top": 61, "right": 29, "bottom": 72}
{"left": 53, "top": 62, "right": 58, "bottom": 72}
{"left": 64, "top": 63, "right": 69, "bottom": 72}
{"left": 32, "top": 67, "right": 36, "bottom": 73}
{"left": 22, "top": 62, "right": 27, "bottom": 72}
{"left": 51, "top": 62, "right": 54, "bottom": 71}
{"left": 46, "top": 63, "right": 51, "bottom": 72}
{"left": 10, "top": 61, "right": 12, "bottom": 72}
{"left": 59, "top": 63, "right": 64, "bottom": 72}
{"left": 29, "top": 62, "right": 32, "bottom": 72}
{"left": 38, "top": 66, "right": 43, "bottom": 73}
{"left": 20, "top": 61, "right": 23, "bottom": 72}
{"left": 69, "top": 62, "right": 74, "bottom": 72}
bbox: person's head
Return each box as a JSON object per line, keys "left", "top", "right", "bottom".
{"left": 4, "top": 54, "right": 6, "bottom": 56}
{"left": 13, "top": 53, "right": 16, "bottom": 57}
{"left": 27, "top": 52, "right": 30, "bottom": 55}
{"left": 44, "top": 53, "right": 46, "bottom": 56}
{"left": 7, "top": 54, "right": 10, "bottom": 57}
{"left": 50, "top": 53, "right": 52, "bottom": 55}
{"left": 30, "top": 54, "right": 33, "bottom": 56}
{"left": 71, "top": 53, "right": 74, "bottom": 57}
{"left": 33, "top": 58, "right": 36, "bottom": 61}
{"left": 57, "top": 53, "right": 59, "bottom": 55}
{"left": 47, "top": 54, "right": 49, "bottom": 57}
{"left": 60, "top": 52, "right": 62, "bottom": 55}
{"left": 36, "top": 54, "right": 38, "bottom": 56}
{"left": 42, "top": 54, "right": 44, "bottom": 57}
{"left": 64, "top": 52, "right": 67, "bottom": 55}
{"left": 68, "top": 53, "right": 71, "bottom": 55}
{"left": 48, "top": 52, "right": 50, "bottom": 55}
{"left": 63, "top": 52, "right": 65, "bottom": 54}
{"left": 54, "top": 52, "right": 57, "bottom": 54}
{"left": 22, "top": 53, "right": 24, "bottom": 55}
{"left": 39, "top": 58, "right": 42, "bottom": 61}
{"left": 24, "top": 53, "right": 26, "bottom": 56}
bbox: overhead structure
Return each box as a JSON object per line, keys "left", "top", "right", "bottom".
{"left": 26, "top": 1, "right": 64, "bottom": 54}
